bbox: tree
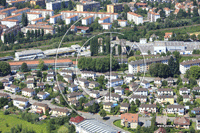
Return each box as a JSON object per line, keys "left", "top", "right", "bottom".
{"left": 162, "top": 80, "right": 168, "bottom": 86}
{"left": 90, "top": 37, "right": 99, "bottom": 56}
{"left": 0, "top": 62, "right": 11, "bottom": 76}
{"left": 22, "top": 13, "right": 28, "bottom": 26}
{"left": 21, "top": 62, "right": 28, "bottom": 72}
{"left": 128, "top": 56, "right": 136, "bottom": 62}
{"left": 177, "top": 95, "right": 183, "bottom": 103}
{"left": 105, "top": 37, "right": 110, "bottom": 54}
{"left": 112, "top": 46, "right": 116, "bottom": 55}
{"left": 99, "top": 109, "right": 107, "bottom": 119}
{"left": 191, "top": 34, "right": 197, "bottom": 41}
{"left": 37, "top": 71, "right": 42, "bottom": 78}
{"left": 41, "top": 29, "right": 44, "bottom": 37}
{"left": 37, "top": 59, "right": 45, "bottom": 70}
{"left": 0, "top": 81, "right": 3, "bottom": 89}
{"left": 118, "top": 45, "right": 121, "bottom": 55}
{"left": 148, "top": 50, "right": 151, "bottom": 55}
{"left": 189, "top": 66, "right": 200, "bottom": 79}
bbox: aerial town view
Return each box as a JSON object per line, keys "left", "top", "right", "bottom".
{"left": 2, "top": 0, "right": 200, "bottom": 133}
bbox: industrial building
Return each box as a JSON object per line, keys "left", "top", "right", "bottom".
{"left": 15, "top": 49, "right": 45, "bottom": 61}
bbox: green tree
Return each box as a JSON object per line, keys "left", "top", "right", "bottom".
{"left": 128, "top": 56, "right": 136, "bottom": 62}
{"left": 37, "top": 59, "right": 45, "bottom": 70}
{"left": 22, "top": 13, "right": 28, "bottom": 26}
{"left": 162, "top": 80, "right": 168, "bottom": 86}
{"left": 118, "top": 45, "right": 121, "bottom": 55}
{"left": 105, "top": 37, "right": 110, "bottom": 54}
{"left": 0, "top": 62, "right": 11, "bottom": 76}
{"left": 0, "top": 81, "right": 3, "bottom": 89}
{"left": 21, "top": 62, "right": 28, "bottom": 72}
{"left": 37, "top": 70, "right": 42, "bottom": 78}
{"left": 189, "top": 66, "right": 200, "bottom": 79}
{"left": 112, "top": 46, "right": 116, "bottom": 55}
{"left": 99, "top": 109, "right": 107, "bottom": 119}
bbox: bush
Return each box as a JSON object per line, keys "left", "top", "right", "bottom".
{"left": 4, "top": 110, "right": 10, "bottom": 115}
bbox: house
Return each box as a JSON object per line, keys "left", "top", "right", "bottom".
{"left": 174, "top": 117, "right": 190, "bottom": 129}
{"left": 140, "top": 80, "right": 150, "bottom": 88}
{"left": 0, "top": 93, "right": 10, "bottom": 99}
{"left": 51, "top": 108, "right": 70, "bottom": 116}
{"left": 89, "top": 90, "right": 100, "bottom": 98}
{"left": 156, "top": 116, "right": 167, "bottom": 125}
{"left": 27, "top": 80, "right": 34, "bottom": 89}
{"left": 53, "top": 86, "right": 65, "bottom": 92}
{"left": 103, "top": 102, "right": 114, "bottom": 112}
{"left": 47, "top": 74, "right": 54, "bottom": 82}
{"left": 191, "top": 108, "right": 200, "bottom": 115}
{"left": 157, "top": 88, "right": 173, "bottom": 96}
{"left": 156, "top": 95, "right": 174, "bottom": 104}
{"left": 1, "top": 79, "right": 10, "bottom": 86}
{"left": 117, "top": 19, "right": 127, "bottom": 27}
{"left": 114, "top": 86, "right": 124, "bottom": 95}
{"left": 134, "top": 88, "right": 148, "bottom": 96}
{"left": 37, "top": 82, "right": 45, "bottom": 90}
{"left": 59, "top": 69, "right": 73, "bottom": 76}
{"left": 37, "top": 92, "right": 50, "bottom": 100}
{"left": 31, "top": 102, "right": 49, "bottom": 114}
{"left": 55, "top": 96, "right": 60, "bottom": 104}
{"left": 67, "top": 92, "right": 83, "bottom": 101}
{"left": 183, "top": 95, "right": 190, "bottom": 103}
{"left": 13, "top": 98, "right": 29, "bottom": 109}
{"left": 167, "top": 77, "right": 174, "bottom": 85}
{"left": 31, "top": 70, "right": 38, "bottom": 76}
{"left": 167, "top": 105, "right": 185, "bottom": 116}
{"left": 120, "top": 103, "right": 130, "bottom": 113}
{"left": 27, "top": 75, "right": 34, "bottom": 81}
{"left": 5, "top": 75, "right": 14, "bottom": 82}
{"left": 196, "top": 115, "right": 200, "bottom": 130}
{"left": 63, "top": 75, "right": 72, "bottom": 83}
{"left": 101, "top": 23, "right": 112, "bottom": 30}
{"left": 104, "top": 93, "right": 121, "bottom": 103}
{"left": 68, "top": 84, "right": 78, "bottom": 92}
{"left": 154, "top": 127, "right": 166, "bottom": 133}
{"left": 154, "top": 77, "right": 162, "bottom": 87}
{"left": 164, "top": 32, "right": 173, "bottom": 41}
{"left": 81, "top": 71, "right": 96, "bottom": 79}
{"left": 129, "top": 82, "right": 138, "bottom": 91}
{"left": 74, "top": 78, "right": 89, "bottom": 88}
{"left": 107, "top": 78, "right": 123, "bottom": 87}
{"left": 4, "top": 84, "right": 20, "bottom": 93}
{"left": 121, "top": 113, "right": 138, "bottom": 129}
{"left": 193, "top": 87, "right": 200, "bottom": 93}
{"left": 129, "top": 95, "right": 147, "bottom": 103}
{"left": 21, "top": 88, "right": 35, "bottom": 97}
{"left": 47, "top": 69, "right": 55, "bottom": 75}
{"left": 149, "top": 33, "right": 159, "bottom": 42}
{"left": 105, "top": 72, "right": 118, "bottom": 79}
{"left": 16, "top": 72, "right": 24, "bottom": 79}
{"left": 125, "top": 74, "right": 134, "bottom": 83}
{"left": 179, "top": 87, "right": 190, "bottom": 95}
{"left": 182, "top": 78, "right": 189, "bottom": 84}
{"left": 84, "top": 100, "right": 98, "bottom": 108}
{"left": 139, "top": 104, "right": 157, "bottom": 113}
{"left": 88, "top": 81, "right": 99, "bottom": 89}
{"left": 70, "top": 100, "right": 79, "bottom": 107}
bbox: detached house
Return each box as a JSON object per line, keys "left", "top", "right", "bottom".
{"left": 120, "top": 103, "right": 130, "bottom": 112}
{"left": 68, "top": 84, "right": 78, "bottom": 92}
{"left": 47, "top": 69, "right": 55, "bottom": 75}
{"left": 27, "top": 75, "right": 34, "bottom": 81}
{"left": 183, "top": 95, "right": 190, "bottom": 103}
{"left": 16, "top": 72, "right": 24, "bottom": 79}
{"left": 167, "top": 105, "right": 185, "bottom": 116}
{"left": 174, "top": 117, "right": 190, "bottom": 129}
{"left": 47, "top": 74, "right": 54, "bottom": 82}
{"left": 37, "top": 92, "right": 50, "bottom": 100}
{"left": 74, "top": 78, "right": 89, "bottom": 88}
{"left": 81, "top": 71, "right": 96, "bottom": 79}
{"left": 89, "top": 90, "right": 100, "bottom": 98}
{"left": 157, "top": 88, "right": 173, "bottom": 96}
{"left": 105, "top": 72, "right": 118, "bottom": 80}
{"left": 134, "top": 88, "right": 148, "bottom": 96}
{"left": 104, "top": 93, "right": 121, "bottom": 103}
{"left": 107, "top": 78, "right": 123, "bottom": 87}
{"left": 1, "top": 79, "right": 10, "bottom": 86}
{"left": 22, "top": 88, "right": 35, "bottom": 97}
{"left": 167, "top": 77, "right": 174, "bottom": 85}
{"left": 125, "top": 74, "right": 134, "bottom": 83}
{"left": 114, "top": 86, "right": 124, "bottom": 95}
{"left": 63, "top": 75, "right": 73, "bottom": 83}
{"left": 0, "top": 93, "right": 10, "bottom": 99}
{"left": 139, "top": 104, "right": 157, "bottom": 113}
{"left": 31, "top": 102, "right": 49, "bottom": 114}
{"left": 156, "top": 95, "right": 174, "bottom": 104}
{"left": 27, "top": 80, "right": 34, "bottom": 89}
{"left": 53, "top": 86, "right": 65, "bottom": 92}
{"left": 129, "top": 95, "right": 147, "bottom": 103}
{"left": 67, "top": 92, "right": 83, "bottom": 101}
{"left": 191, "top": 108, "right": 200, "bottom": 115}
{"left": 37, "top": 82, "right": 45, "bottom": 90}
{"left": 129, "top": 82, "right": 138, "bottom": 91}
{"left": 193, "top": 87, "right": 200, "bottom": 93}
{"left": 179, "top": 87, "right": 190, "bottom": 95}
{"left": 121, "top": 113, "right": 138, "bottom": 129}
{"left": 103, "top": 102, "right": 115, "bottom": 112}
{"left": 4, "top": 84, "right": 20, "bottom": 93}
{"left": 51, "top": 108, "right": 70, "bottom": 116}
{"left": 154, "top": 77, "right": 162, "bottom": 87}
{"left": 88, "top": 81, "right": 99, "bottom": 89}
{"left": 140, "top": 80, "right": 150, "bottom": 88}
{"left": 182, "top": 78, "right": 189, "bottom": 84}
{"left": 13, "top": 98, "right": 29, "bottom": 109}
{"left": 59, "top": 69, "right": 73, "bottom": 76}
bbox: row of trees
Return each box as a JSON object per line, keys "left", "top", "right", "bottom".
{"left": 78, "top": 57, "right": 120, "bottom": 72}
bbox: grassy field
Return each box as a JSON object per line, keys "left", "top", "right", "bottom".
{"left": 113, "top": 119, "right": 136, "bottom": 133}
{"left": 0, "top": 111, "right": 47, "bottom": 133}
{"left": 57, "top": 125, "right": 69, "bottom": 133}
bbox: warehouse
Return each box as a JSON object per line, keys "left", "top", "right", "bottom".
{"left": 43, "top": 47, "right": 76, "bottom": 57}
{"left": 15, "top": 49, "right": 45, "bottom": 61}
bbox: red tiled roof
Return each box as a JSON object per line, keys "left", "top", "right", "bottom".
{"left": 70, "top": 116, "right": 84, "bottom": 123}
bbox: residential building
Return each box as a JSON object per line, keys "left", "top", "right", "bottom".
{"left": 8, "top": 0, "right": 25, "bottom": 6}
{"left": 179, "top": 87, "right": 190, "bottom": 95}
{"left": 67, "top": 92, "right": 83, "bottom": 101}
{"left": 167, "top": 77, "right": 174, "bottom": 85}
{"left": 104, "top": 93, "right": 121, "bottom": 103}
{"left": 46, "top": 0, "right": 69, "bottom": 10}
{"left": 16, "top": 72, "right": 24, "bottom": 79}
{"left": 46, "top": 74, "right": 54, "bottom": 82}
{"left": 63, "top": 75, "right": 72, "bottom": 83}
{"left": 167, "top": 105, "right": 185, "bottom": 116}
{"left": 193, "top": 87, "right": 200, "bottom": 93}
{"left": 4, "top": 84, "right": 20, "bottom": 93}
{"left": 0, "top": 12, "right": 7, "bottom": 20}
{"left": 134, "top": 88, "right": 148, "bottom": 96}
{"left": 156, "top": 116, "right": 167, "bottom": 125}
{"left": 117, "top": 19, "right": 127, "bottom": 27}
{"left": 37, "top": 82, "right": 45, "bottom": 90}
{"left": 180, "top": 59, "right": 200, "bottom": 74}
{"left": 82, "top": 15, "right": 94, "bottom": 25}
{"left": 27, "top": 75, "right": 34, "bottom": 81}
{"left": 183, "top": 95, "right": 190, "bottom": 103}
{"left": 31, "top": 17, "right": 45, "bottom": 24}
{"left": 74, "top": 78, "right": 89, "bottom": 88}
{"left": 31, "top": 102, "right": 49, "bottom": 114}
{"left": 30, "top": 9, "right": 54, "bottom": 18}
{"left": 37, "top": 92, "right": 50, "bottom": 100}
{"left": 30, "top": 0, "right": 45, "bottom": 7}
{"left": 51, "top": 108, "right": 70, "bottom": 116}
{"left": 139, "top": 104, "right": 157, "bottom": 113}
{"left": 65, "top": 15, "right": 78, "bottom": 25}
{"left": 154, "top": 127, "right": 166, "bottom": 133}
{"left": 89, "top": 90, "right": 100, "bottom": 98}
{"left": 164, "top": 32, "right": 173, "bottom": 41}
{"left": 140, "top": 80, "right": 150, "bottom": 88}
{"left": 1, "top": 19, "right": 19, "bottom": 28}
{"left": 114, "top": 86, "right": 124, "bottom": 95}
{"left": 88, "top": 81, "right": 99, "bottom": 89}
{"left": 107, "top": 3, "right": 123, "bottom": 13}
{"left": 76, "top": 1, "right": 100, "bottom": 12}
{"left": 156, "top": 95, "right": 174, "bottom": 104}
{"left": 196, "top": 115, "right": 200, "bottom": 130}
{"left": 0, "top": 7, "right": 16, "bottom": 16}
{"left": 22, "top": 88, "right": 35, "bottom": 97}
{"left": 120, "top": 103, "right": 130, "bottom": 113}
{"left": 0, "top": 93, "right": 10, "bottom": 99}
{"left": 1, "top": 79, "right": 10, "bottom": 86}
{"left": 121, "top": 113, "right": 138, "bottom": 129}
{"left": 68, "top": 84, "right": 78, "bottom": 92}
{"left": 128, "top": 56, "right": 171, "bottom": 74}
{"left": 127, "top": 12, "right": 143, "bottom": 25}
{"left": 174, "top": 117, "right": 190, "bottom": 129}
{"left": 148, "top": 11, "right": 160, "bottom": 22}
{"left": 50, "top": 14, "right": 62, "bottom": 24}
{"left": 53, "top": 86, "right": 65, "bottom": 92}
{"left": 81, "top": 71, "right": 96, "bottom": 79}
{"left": 105, "top": 72, "right": 118, "bottom": 79}
{"left": 101, "top": 23, "right": 112, "bottom": 30}
{"left": 103, "top": 102, "right": 114, "bottom": 112}
{"left": 98, "top": 16, "right": 110, "bottom": 24}
{"left": 13, "top": 98, "right": 29, "bottom": 109}
{"left": 27, "top": 12, "right": 42, "bottom": 22}
{"left": 191, "top": 108, "right": 200, "bottom": 115}
{"left": 129, "top": 82, "right": 138, "bottom": 91}
{"left": 107, "top": 78, "right": 123, "bottom": 87}
{"left": 157, "top": 88, "right": 173, "bottom": 95}
{"left": 154, "top": 77, "right": 162, "bottom": 86}
{"left": 182, "top": 78, "right": 189, "bottom": 84}
{"left": 129, "top": 95, "right": 147, "bottom": 103}
{"left": 59, "top": 69, "right": 73, "bottom": 76}
{"left": 125, "top": 74, "right": 134, "bottom": 83}
{"left": 27, "top": 80, "right": 34, "bottom": 89}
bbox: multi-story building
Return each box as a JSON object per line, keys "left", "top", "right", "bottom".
{"left": 5, "top": 13, "right": 22, "bottom": 22}
{"left": 0, "top": 7, "right": 16, "bottom": 16}
{"left": 117, "top": 19, "right": 127, "bottom": 27}
{"left": 30, "top": 9, "right": 54, "bottom": 18}
{"left": 157, "top": 88, "right": 173, "bottom": 95}
{"left": 67, "top": 92, "right": 83, "bottom": 101}
{"left": 81, "top": 71, "right": 96, "bottom": 79}
{"left": 13, "top": 98, "right": 29, "bottom": 109}
{"left": 76, "top": 1, "right": 100, "bottom": 12}
{"left": 180, "top": 59, "right": 200, "bottom": 74}
{"left": 11, "top": 8, "right": 30, "bottom": 15}
{"left": 8, "top": 0, "right": 25, "bottom": 6}
{"left": 22, "top": 88, "right": 35, "bottom": 97}
{"left": 0, "top": 12, "right": 7, "bottom": 20}
{"left": 15, "top": 49, "right": 45, "bottom": 61}
{"left": 98, "top": 16, "right": 110, "bottom": 24}
{"left": 61, "top": 10, "right": 118, "bottom": 23}
{"left": 37, "top": 91, "right": 50, "bottom": 100}
{"left": 46, "top": 0, "right": 69, "bottom": 10}
{"left": 129, "top": 95, "right": 147, "bottom": 103}
{"left": 179, "top": 87, "right": 190, "bottom": 95}
{"left": 4, "top": 84, "right": 20, "bottom": 93}
{"left": 1, "top": 19, "right": 19, "bottom": 28}
{"left": 139, "top": 104, "right": 157, "bottom": 113}
{"left": 128, "top": 56, "right": 170, "bottom": 74}
{"left": 101, "top": 23, "right": 112, "bottom": 30}
{"left": 82, "top": 15, "right": 94, "bottom": 25}
{"left": 121, "top": 113, "right": 138, "bottom": 129}
{"left": 127, "top": 12, "right": 143, "bottom": 25}
{"left": 27, "top": 12, "right": 42, "bottom": 22}
{"left": 148, "top": 11, "right": 160, "bottom": 22}
{"left": 50, "top": 14, "right": 62, "bottom": 24}
{"left": 156, "top": 95, "right": 174, "bottom": 104}
{"left": 134, "top": 88, "right": 148, "bottom": 96}
{"left": 65, "top": 15, "right": 78, "bottom": 25}
{"left": 1, "top": 25, "right": 20, "bottom": 43}
{"left": 31, "top": 17, "right": 45, "bottom": 24}
{"left": 166, "top": 105, "right": 185, "bottom": 116}
{"left": 104, "top": 93, "right": 121, "bottom": 103}
{"left": 24, "top": 24, "right": 55, "bottom": 35}
{"left": 107, "top": 3, "right": 123, "bottom": 13}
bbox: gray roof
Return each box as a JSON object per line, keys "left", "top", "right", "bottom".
{"left": 157, "top": 88, "right": 173, "bottom": 92}
{"left": 139, "top": 104, "right": 156, "bottom": 108}
{"left": 131, "top": 95, "right": 147, "bottom": 99}
{"left": 180, "top": 87, "right": 188, "bottom": 91}
{"left": 120, "top": 103, "right": 129, "bottom": 107}
{"left": 167, "top": 104, "right": 184, "bottom": 109}
{"left": 15, "top": 49, "right": 43, "bottom": 56}
{"left": 67, "top": 92, "right": 83, "bottom": 98}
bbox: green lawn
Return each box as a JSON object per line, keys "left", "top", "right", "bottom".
{"left": 196, "top": 99, "right": 200, "bottom": 104}
{"left": 57, "top": 125, "right": 69, "bottom": 133}
{"left": 113, "top": 120, "right": 136, "bottom": 133}
{"left": 0, "top": 111, "right": 47, "bottom": 133}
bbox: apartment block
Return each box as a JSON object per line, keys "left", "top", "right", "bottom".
{"left": 82, "top": 15, "right": 93, "bottom": 25}
{"left": 107, "top": 3, "right": 123, "bottom": 13}
{"left": 31, "top": 17, "right": 45, "bottom": 24}
{"left": 0, "top": 7, "right": 16, "bottom": 16}
{"left": 8, "top": 0, "right": 25, "bottom": 6}
{"left": 1, "top": 19, "right": 19, "bottom": 28}
{"left": 1, "top": 25, "right": 20, "bottom": 43}
{"left": 101, "top": 23, "right": 112, "bottom": 30}
{"left": 30, "top": 9, "right": 54, "bottom": 18}
{"left": 11, "top": 8, "right": 30, "bottom": 15}
{"left": 76, "top": 1, "right": 100, "bottom": 12}
{"left": 65, "top": 15, "right": 78, "bottom": 25}
{"left": 24, "top": 24, "right": 55, "bottom": 35}
{"left": 5, "top": 13, "right": 22, "bottom": 22}
{"left": 27, "top": 12, "right": 42, "bottom": 22}
{"left": 46, "top": 0, "right": 69, "bottom": 10}
{"left": 148, "top": 11, "right": 160, "bottom": 22}
{"left": 50, "top": 14, "right": 62, "bottom": 24}
{"left": 0, "top": 12, "right": 7, "bottom": 20}
{"left": 180, "top": 59, "right": 200, "bottom": 74}
{"left": 117, "top": 19, "right": 127, "bottom": 27}
{"left": 98, "top": 16, "right": 110, "bottom": 24}
{"left": 127, "top": 12, "right": 143, "bottom": 25}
